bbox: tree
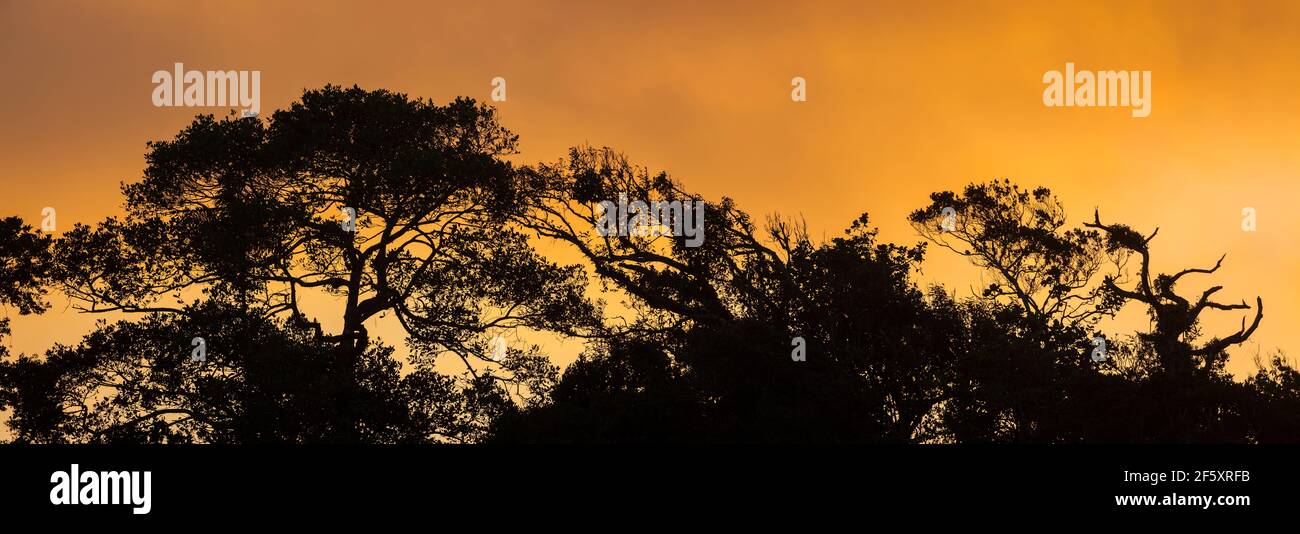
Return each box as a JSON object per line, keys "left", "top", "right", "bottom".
{"left": 489, "top": 336, "right": 706, "bottom": 443}
{"left": 933, "top": 297, "right": 1083, "bottom": 442}
{"left": 0, "top": 216, "right": 53, "bottom": 319}
{"left": 1244, "top": 354, "right": 1300, "bottom": 443}
{"left": 4, "top": 89, "right": 1297, "bottom": 444}
{"left": 0, "top": 301, "right": 515, "bottom": 443}
{"left": 47, "top": 85, "right": 597, "bottom": 441}
{"left": 1083, "top": 209, "right": 1262, "bottom": 377}
{"left": 910, "top": 181, "right": 1280, "bottom": 442}
{"left": 507, "top": 147, "right": 962, "bottom": 442}
{"left": 0, "top": 216, "right": 55, "bottom": 437}
{"left": 909, "top": 180, "right": 1121, "bottom": 326}
{"left": 0, "top": 216, "right": 54, "bottom": 354}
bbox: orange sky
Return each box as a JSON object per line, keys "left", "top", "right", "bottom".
{"left": 1, "top": 0, "right": 1298, "bottom": 378}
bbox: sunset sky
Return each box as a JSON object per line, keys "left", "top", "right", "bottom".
{"left": 2, "top": 0, "right": 1298, "bottom": 378}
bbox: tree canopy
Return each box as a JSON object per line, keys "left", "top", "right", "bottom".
{"left": 1, "top": 86, "right": 1297, "bottom": 443}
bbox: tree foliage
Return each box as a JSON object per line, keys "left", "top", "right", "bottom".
{"left": 0, "top": 88, "right": 1296, "bottom": 443}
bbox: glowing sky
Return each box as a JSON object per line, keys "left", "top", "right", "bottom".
{"left": 2, "top": 0, "right": 1299, "bottom": 377}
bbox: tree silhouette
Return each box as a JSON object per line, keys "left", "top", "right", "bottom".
{"left": 40, "top": 86, "right": 596, "bottom": 442}
{"left": 505, "top": 147, "right": 963, "bottom": 442}
{"left": 0, "top": 216, "right": 54, "bottom": 427}
{"left": 0, "top": 216, "right": 53, "bottom": 319}
{"left": 1245, "top": 354, "right": 1300, "bottom": 442}
{"left": 1, "top": 88, "right": 1297, "bottom": 444}
{"left": 914, "top": 180, "right": 1283, "bottom": 442}
{"left": 490, "top": 336, "right": 706, "bottom": 442}
{"left": 910, "top": 180, "right": 1121, "bottom": 326}
{"left": 933, "top": 297, "right": 1099, "bottom": 442}
{"left": 0, "top": 302, "right": 513, "bottom": 443}
{"left": 1084, "top": 210, "right": 1262, "bottom": 377}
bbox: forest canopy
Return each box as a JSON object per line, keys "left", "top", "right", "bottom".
{"left": 2, "top": 86, "right": 1297, "bottom": 444}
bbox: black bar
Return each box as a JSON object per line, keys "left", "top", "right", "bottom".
{"left": 0, "top": 445, "right": 1286, "bottom": 523}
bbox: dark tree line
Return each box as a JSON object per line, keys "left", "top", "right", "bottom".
{"left": 1, "top": 86, "right": 1297, "bottom": 443}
